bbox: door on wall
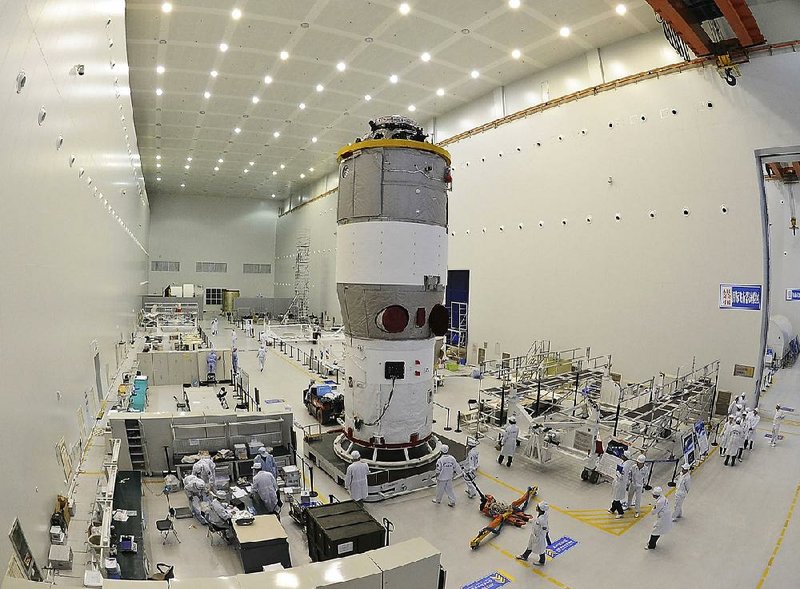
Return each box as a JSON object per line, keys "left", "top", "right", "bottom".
{"left": 94, "top": 352, "right": 103, "bottom": 403}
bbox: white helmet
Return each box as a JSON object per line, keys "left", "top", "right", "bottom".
{"left": 508, "top": 417, "right": 516, "bottom": 424}
{"left": 537, "top": 501, "right": 549, "bottom": 512}
{"left": 252, "top": 462, "right": 262, "bottom": 470}
{"left": 466, "top": 437, "right": 478, "bottom": 447}
{"left": 637, "top": 454, "right": 646, "bottom": 463}
{"left": 652, "top": 486, "right": 663, "bottom": 496}
{"left": 441, "top": 444, "right": 450, "bottom": 454}
{"left": 351, "top": 451, "right": 361, "bottom": 460}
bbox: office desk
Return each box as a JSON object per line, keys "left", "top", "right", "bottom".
{"left": 233, "top": 515, "right": 291, "bottom": 572}
{"left": 111, "top": 471, "right": 147, "bottom": 580}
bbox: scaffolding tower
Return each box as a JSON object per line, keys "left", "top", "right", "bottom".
{"left": 447, "top": 301, "right": 468, "bottom": 357}
{"left": 283, "top": 232, "right": 310, "bottom": 323}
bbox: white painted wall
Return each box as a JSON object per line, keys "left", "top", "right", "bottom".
{"left": 148, "top": 195, "right": 279, "bottom": 299}
{"left": 766, "top": 178, "right": 800, "bottom": 336}
{"left": 274, "top": 199, "right": 340, "bottom": 320}
{"left": 0, "top": 0, "right": 149, "bottom": 572}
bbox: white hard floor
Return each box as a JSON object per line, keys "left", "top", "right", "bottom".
{"left": 58, "top": 319, "right": 800, "bottom": 589}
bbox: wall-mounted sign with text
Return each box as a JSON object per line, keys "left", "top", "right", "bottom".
{"left": 785, "top": 289, "right": 800, "bottom": 301}
{"left": 719, "top": 284, "right": 762, "bottom": 311}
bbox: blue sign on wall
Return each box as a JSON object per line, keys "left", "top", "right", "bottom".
{"left": 786, "top": 289, "right": 800, "bottom": 301}
{"left": 462, "top": 571, "right": 512, "bottom": 589}
{"left": 720, "top": 284, "right": 762, "bottom": 311}
{"left": 545, "top": 536, "right": 579, "bottom": 558}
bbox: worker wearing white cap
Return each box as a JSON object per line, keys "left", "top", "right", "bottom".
{"left": 250, "top": 462, "right": 279, "bottom": 515}
{"left": 432, "top": 445, "right": 461, "bottom": 507}
{"left": 723, "top": 418, "right": 743, "bottom": 466}
{"left": 627, "top": 455, "right": 647, "bottom": 517}
{"left": 608, "top": 467, "right": 627, "bottom": 518}
{"left": 672, "top": 463, "right": 691, "bottom": 522}
{"left": 517, "top": 502, "right": 550, "bottom": 566}
{"left": 345, "top": 451, "right": 370, "bottom": 502}
{"left": 464, "top": 438, "right": 480, "bottom": 499}
{"left": 497, "top": 416, "right": 519, "bottom": 468}
{"left": 645, "top": 487, "right": 671, "bottom": 550}
{"left": 771, "top": 404, "right": 786, "bottom": 447}
{"left": 255, "top": 446, "right": 278, "bottom": 479}
{"left": 745, "top": 408, "right": 760, "bottom": 451}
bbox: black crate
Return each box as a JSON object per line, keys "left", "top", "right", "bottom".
{"left": 305, "top": 501, "right": 386, "bottom": 561}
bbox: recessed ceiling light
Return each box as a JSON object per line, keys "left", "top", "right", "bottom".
{"left": 336, "top": 62, "right": 346, "bottom": 72}
{"left": 272, "top": 171, "right": 277, "bottom": 175}
{"left": 231, "top": 8, "right": 242, "bottom": 19}
{"left": 616, "top": 3, "right": 627, "bottom": 15}
{"left": 408, "top": 104, "right": 416, "bottom": 112}
{"left": 280, "top": 50, "right": 289, "bottom": 60}
{"left": 508, "top": 0, "right": 520, "bottom": 8}
{"left": 218, "top": 158, "right": 223, "bottom": 163}
{"left": 180, "top": 183, "right": 185, "bottom": 187}
{"left": 214, "top": 166, "right": 219, "bottom": 171}
{"left": 436, "top": 88, "right": 445, "bottom": 96}
{"left": 203, "top": 91, "right": 211, "bottom": 99}
{"left": 273, "top": 131, "right": 280, "bottom": 138}
{"left": 252, "top": 96, "right": 260, "bottom": 104}
{"left": 249, "top": 161, "right": 255, "bottom": 166}
{"left": 300, "top": 173, "right": 305, "bottom": 179}
{"left": 280, "top": 164, "right": 286, "bottom": 169}
{"left": 389, "top": 74, "right": 398, "bottom": 84}
{"left": 155, "top": 88, "right": 163, "bottom": 95}
{"left": 364, "top": 94, "right": 372, "bottom": 101}
{"left": 161, "top": 2, "right": 172, "bottom": 13}
{"left": 271, "top": 194, "right": 276, "bottom": 198}
{"left": 399, "top": 3, "right": 410, "bottom": 15}
{"left": 311, "top": 136, "right": 318, "bottom": 143}
{"left": 511, "top": 48, "right": 521, "bottom": 59}
{"left": 210, "top": 70, "right": 218, "bottom": 77}
{"left": 186, "top": 157, "right": 192, "bottom": 162}
{"left": 264, "top": 75, "right": 273, "bottom": 84}
{"left": 244, "top": 169, "right": 249, "bottom": 173}
{"left": 156, "top": 163, "right": 161, "bottom": 168}
{"left": 470, "top": 70, "right": 479, "bottom": 79}
{"left": 156, "top": 154, "right": 161, "bottom": 160}
{"left": 234, "top": 127, "right": 241, "bottom": 134}
{"left": 299, "top": 103, "right": 306, "bottom": 110}
{"left": 219, "top": 42, "right": 229, "bottom": 52}
{"left": 309, "top": 167, "right": 314, "bottom": 172}
{"left": 316, "top": 84, "right": 324, "bottom": 92}
{"left": 559, "top": 26, "right": 571, "bottom": 37}
{"left": 184, "top": 164, "right": 190, "bottom": 169}
{"left": 156, "top": 177, "right": 161, "bottom": 181}
{"left": 421, "top": 52, "right": 431, "bottom": 62}
{"left": 156, "top": 65, "right": 165, "bottom": 74}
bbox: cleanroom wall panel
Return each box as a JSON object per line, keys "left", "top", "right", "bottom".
{"left": 446, "top": 50, "right": 800, "bottom": 393}
{"left": 148, "top": 195, "right": 278, "bottom": 299}
{"left": 0, "top": 0, "right": 149, "bottom": 571}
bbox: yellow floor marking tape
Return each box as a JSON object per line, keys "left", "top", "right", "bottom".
{"left": 756, "top": 482, "right": 800, "bottom": 589}
{"left": 78, "top": 471, "right": 103, "bottom": 476}
{"left": 487, "top": 543, "right": 571, "bottom": 589}
{"left": 476, "top": 470, "right": 644, "bottom": 536}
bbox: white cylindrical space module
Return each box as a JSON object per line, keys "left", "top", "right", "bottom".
{"left": 333, "top": 116, "right": 451, "bottom": 469}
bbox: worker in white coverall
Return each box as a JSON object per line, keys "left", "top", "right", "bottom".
{"left": 516, "top": 502, "right": 551, "bottom": 566}
{"left": 257, "top": 346, "right": 267, "bottom": 372}
{"left": 210, "top": 318, "right": 219, "bottom": 335}
{"left": 432, "top": 445, "right": 461, "bottom": 507}
{"left": 250, "top": 463, "right": 279, "bottom": 515}
{"left": 463, "top": 437, "right": 480, "bottom": 499}
{"left": 183, "top": 475, "right": 208, "bottom": 522}
{"left": 719, "top": 415, "right": 735, "bottom": 457}
{"left": 345, "top": 451, "right": 370, "bottom": 502}
{"left": 745, "top": 408, "right": 760, "bottom": 450}
{"left": 671, "top": 463, "right": 691, "bottom": 521}
{"left": 608, "top": 468, "right": 627, "bottom": 518}
{"left": 192, "top": 453, "right": 216, "bottom": 489}
{"left": 497, "top": 417, "right": 519, "bottom": 467}
{"left": 771, "top": 405, "right": 787, "bottom": 447}
{"left": 645, "top": 487, "right": 671, "bottom": 550}
{"left": 723, "top": 419, "right": 743, "bottom": 466}
{"left": 627, "top": 455, "right": 646, "bottom": 517}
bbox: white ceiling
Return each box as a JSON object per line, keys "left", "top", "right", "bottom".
{"left": 126, "top": 0, "right": 658, "bottom": 201}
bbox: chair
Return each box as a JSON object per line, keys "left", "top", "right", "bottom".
{"left": 207, "top": 522, "right": 232, "bottom": 545}
{"left": 148, "top": 563, "right": 174, "bottom": 581}
{"left": 155, "top": 508, "right": 180, "bottom": 544}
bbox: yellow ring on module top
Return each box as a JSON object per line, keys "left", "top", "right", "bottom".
{"left": 337, "top": 138, "right": 451, "bottom": 165}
